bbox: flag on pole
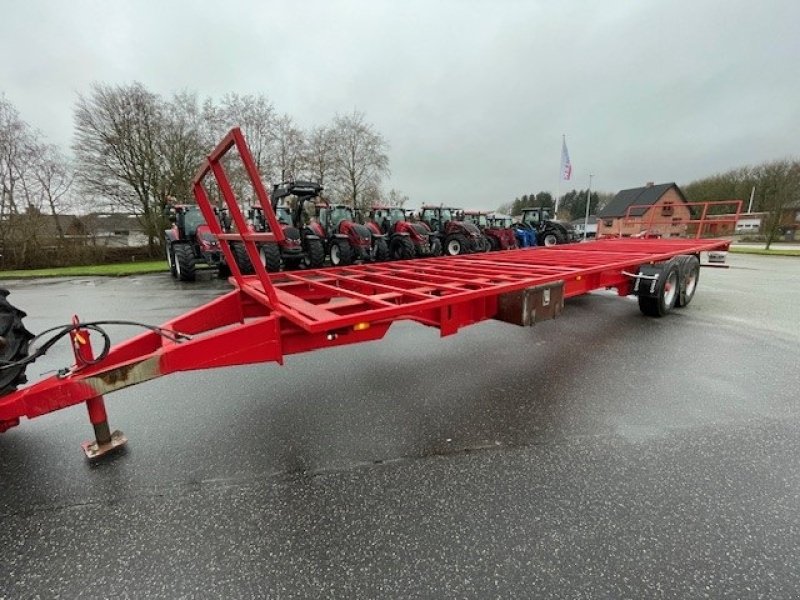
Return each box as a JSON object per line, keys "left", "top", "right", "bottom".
{"left": 560, "top": 136, "right": 572, "bottom": 181}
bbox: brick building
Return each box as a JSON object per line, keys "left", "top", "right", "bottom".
{"left": 597, "top": 182, "right": 691, "bottom": 238}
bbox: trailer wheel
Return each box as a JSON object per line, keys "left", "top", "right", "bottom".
{"left": 330, "top": 239, "right": 353, "bottom": 266}
{"left": 304, "top": 239, "right": 325, "bottom": 268}
{"left": 391, "top": 236, "right": 414, "bottom": 260}
{"left": 0, "top": 289, "right": 34, "bottom": 397}
{"left": 165, "top": 241, "right": 177, "bottom": 278}
{"left": 638, "top": 260, "right": 680, "bottom": 317}
{"left": 675, "top": 255, "right": 700, "bottom": 308}
{"left": 373, "top": 238, "right": 389, "bottom": 262}
{"left": 173, "top": 243, "right": 196, "bottom": 282}
{"left": 444, "top": 234, "right": 468, "bottom": 255}
{"left": 260, "top": 243, "right": 282, "bottom": 272}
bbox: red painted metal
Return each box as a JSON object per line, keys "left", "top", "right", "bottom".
{"left": 0, "top": 128, "right": 737, "bottom": 439}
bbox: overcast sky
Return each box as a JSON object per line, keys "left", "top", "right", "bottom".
{"left": 1, "top": 0, "right": 798, "bottom": 209}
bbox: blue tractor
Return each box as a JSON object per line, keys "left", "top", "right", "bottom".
{"left": 489, "top": 214, "right": 536, "bottom": 248}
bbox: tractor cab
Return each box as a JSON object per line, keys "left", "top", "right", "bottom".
{"left": 369, "top": 206, "right": 408, "bottom": 235}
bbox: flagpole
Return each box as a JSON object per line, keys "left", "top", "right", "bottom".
{"left": 583, "top": 173, "right": 593, "bottom": 241}
{"left": 555, "top": 134, "right": 564, "bottom": 215}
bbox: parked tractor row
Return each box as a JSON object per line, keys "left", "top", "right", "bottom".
{"left": 163, "top": 181, "right": 579, "bottom": 280}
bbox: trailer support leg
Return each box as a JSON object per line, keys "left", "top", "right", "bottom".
{"left": 70, "top": 316, "right": 127, "bottom": 460}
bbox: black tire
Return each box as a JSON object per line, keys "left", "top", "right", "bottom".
{"left": 304, "top": 238, "right": 325, "bottom": 268}
{"left": 330, "top": 239, "right": 353, "bottom": 266}
{"left": 638, "top": 260, "right": 680, "bottom": 317}
{"left": 173, "top": 243, "right": 196, "bottom": 282}
{"left": 444, "top": 233, "right": 468, "bottom": 256}
{"left": 431, "top": 237, "right": 443, "bottom": 257}
{"left": 390, "top": 236, "right": 414, "bottom": 260}
{"left": 284, "top": 258, "right": 303, "bottom": 271}
{"left": 675, "top": 255, "right": 701, "bottom": 308}
{"left": 0, "top": 288, "right": 34, "bottom": 397}
{"left": 259, "top": 243, "right": 282, "bottom": 272}
{"left": 488, "top": 236, "right": 500, "bottom": 251}
{"left": 231, "top": 242, "right": 255, "bottom": 275}
{"left": 217, "top": 262, "right": 231, "bottom": 278}
{"left": 165, "top": 241, "right": 177, "bottom": 278}
{"left": 374, "top": 238, "right": 390, "bottom": 262}
{"left": 541, "top": 230, "right": 561, "bottom": 247}
{"left": 481, "top": 236, "right": 491, "bottom": 252}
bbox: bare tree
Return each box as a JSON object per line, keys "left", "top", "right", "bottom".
{"left": 330, "top": 110, "right": 389, "bottom": 210}
{"left": 755, "top": 159, "right": 800, "bottom": 249}
{"left": 31, "top": 144, "right": 74, "bottom": 241}
{"left": 73, "top": 82, "right": 168, "bottom": 251}
{"left": 303, "top": 125, "right": 336, "bottom": 186}
{"left": 274, "top": 114, "right": 305, "bottom": 183}
{"left": 384, "top": 188, "right": 409, "bottom": 207}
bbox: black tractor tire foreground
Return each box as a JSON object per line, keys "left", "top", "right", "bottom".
{"left": 173, "top": 243, "right": 197, "bottom": 282}
{"left": 0, "top": 289, "right": 33, "bottom": 397}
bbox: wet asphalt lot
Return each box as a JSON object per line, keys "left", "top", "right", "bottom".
{"left": 1, "top": 253, "right": 799, "bottom": 599}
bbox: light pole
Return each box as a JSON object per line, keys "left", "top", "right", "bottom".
{"left": 583, "top": 173, "right": 593, "bottom": 241}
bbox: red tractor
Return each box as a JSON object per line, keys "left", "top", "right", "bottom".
{"left": 164, "top": 203, "right": 252, "bottom": 282}
{"left": 246, "top": 181, "right": 326, "bottom": 271}
{"left": 464, "top": 211, "right": 518, "bottom": 251}
{"left": 317, "top": 202, "right": 389, "bottom": 266}
{"left": 366, "top": 206, "right": 442, "bottom": 259}
{"left": 419, "top": 205, "right": 487, "bottom": 256}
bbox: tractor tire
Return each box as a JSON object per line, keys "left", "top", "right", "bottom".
{"left": 488, "top": 236, "right": 500, "bottom": 252}
{"left": 165, "top": 241, "right": 177, "bottom": 278}
{"left": 260, "top": 243, "right": 282, "bottom": 272}
{"left": 0, "top": 288, "right": 34, "bottom": 397}
{"left": 373, "top": 238, "right": 390, "bottom": 262}
{"left": 444, "top": 234, "right": 468, "bottom": 256}
{"left": 173, "top": 243, "right": 196, "bottom": 282}
{"left": 431, "top": 237, "right": 443, "bottom": 256}
{"left": 638, "top": 260, "right": 680, "bottom": 317}
{"left": 330, "top": 239, "right": 354, "bottom": 266}
{"left": 217, "top": 262, "right": 231, "bottom": 278}
{"left": 232, "top": 242, "right": 255, "bottom": 275}
{"left": 541, "top": 231, "right": 560, "bottom": 247}
{"left": 480, "top": 236, "right": 492, "bottom": 252}
{"left": 675, "top": 255, "right": 700, "bottom": 308}
{"left": 304, "top": 239, "right": 325, "bottom": 268}
{"left": 390, "top": 236, "right": 414, "bottom": 260}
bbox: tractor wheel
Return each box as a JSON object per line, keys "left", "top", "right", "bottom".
{"left": 173, "top": 243, "right": 196, "bottom": 282}
{"left": 165, "top": 241, "right": 177, "bottom": 278}
{"left": 330, "top": 239, "right": 354, "bottom": 266}
{"left": 638, "top": 260, "right": 680, "bottom": 317}
{"left": 444, "top": 234, "right": 468, "bottom": 256}
{"left": 374, "top": 238, "right": 390, "bottom": 262}
{"left": 675, "top": 255, "right": 700, "bottom": 308}
{"left": 481, "top": 236, "right": 492, "bottom": 252}
{"left": 0, "top": 288, "right": 34, "bottom": 397}
{"left": 217, "top": 262, "right": 231, "bottom": 278}
{"left": 431, "top": 237, "right": 443, "bottom": 256}
{"left": 488, "top": 236, "right": 500, "bottom": 252}
{"left": 284, "top": 258, "right": 303, "bottom": 271}
{"left": 260, "top": 243, "right": 282, "bottom": 272}
{"left": 390, "top": 236, "right": 414, "bottom": 260}
{"left": 541, "top": 231, "right": 559, "bottom": 247}
{"left": 304, "top": 239, "right": 325, "bottom": 268}
{"left": 232, "top": 242, "right": 255, "bottom": 274}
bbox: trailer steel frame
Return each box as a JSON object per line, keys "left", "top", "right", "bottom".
{"left": 0, "top": 129, "right": 733, "bottom": 456}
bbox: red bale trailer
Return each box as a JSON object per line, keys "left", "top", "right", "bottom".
{"left": 0, "top": 129, "right": 740, "bottom": 458}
